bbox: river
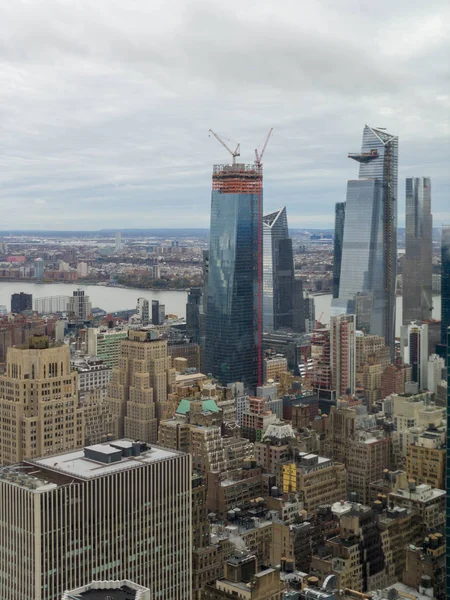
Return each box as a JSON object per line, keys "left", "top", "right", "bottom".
{"left": 0, "top": 281, "right": 441, "bottom": 336}
{"left": 0, "top": 281, "right": 188, "bottom": 317}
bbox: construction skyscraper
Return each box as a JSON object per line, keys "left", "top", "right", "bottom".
{"left": 205, "top": 132, "right": 268, "bottom": 390}
{"left": 332, "top": 125, "right": 398, "bottom": 357}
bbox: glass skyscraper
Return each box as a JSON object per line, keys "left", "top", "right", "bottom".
{"left": 332, "top": 125, "right": 398, "bottom": 356}
{"left": 403, "top": 177, "right": 433, "bottom": 324}
{"left": 263, "top": 207, "right": 295, "bottom": 331}
{"left": 332, "top": 202, "right": 346, "bottom": 299}
{"left": 441, "top": 225, "right": 450, "bottom": 348}
{"left": 205, "top": 163, "right": 261, "bottom": 390}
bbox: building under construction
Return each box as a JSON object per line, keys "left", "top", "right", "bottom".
{"left": 205, "top": 131, "right": 271, "bottom": 391}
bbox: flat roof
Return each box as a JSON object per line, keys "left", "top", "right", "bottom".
{"left": 26, "top": 441, "right": 183, "bottom": 483}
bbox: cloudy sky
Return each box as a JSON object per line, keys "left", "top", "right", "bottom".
{"left": 0, "top": 0, "right": 448, "bottom": 230}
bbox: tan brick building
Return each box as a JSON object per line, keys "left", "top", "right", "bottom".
{"left": 0, "top": 335, "right": 84, "bottom": 465}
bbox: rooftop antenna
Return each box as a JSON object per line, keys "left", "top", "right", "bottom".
{"left": 208, "top": 129, "right": 240, "bottom": 165}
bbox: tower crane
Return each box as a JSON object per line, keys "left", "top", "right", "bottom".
{"left": 254, "top": 128, "right": 273, "bottom": 166}
{"left": 208, "top": 129, "right": 240, "bottom": 164}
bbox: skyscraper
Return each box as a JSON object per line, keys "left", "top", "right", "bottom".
{"left": 403, "top": 177, "right": 433, "bottom": 324}
{"left": 11, "top": 292, "right": 32, "bottom": 313}
{"left": 400, "top": 321, "right": 429, "bottom": 389}
{"left": 0, "top": 335, "right": 84, "bottom": 465}
{"left": 0, "top": 441, "right": 191, "bottom": 599}
{"left": 152, "top": 299, "right": 165, "bottom": 325}
{"left": 330, "top": 313, "right": 356, "bottom": 396}
{"left": 186, "top": 287, "right": 202, "bottom": 343}
{"left": 441, "top": 226, "right": 450, "bottom": 349}
{"left": 262, "top": 207, "right": 295, "bottom": 331}
{"left": 136, "top": 296, "right": 150, "bottom": 325}
{"left": 332, "top": 125, "right": 398, "bottom": 356}
{"left": 332, "top": 202, "right": 346, "bottom": 298}
{"left": 205, "top": 162, "right": 261, "bottom": 390}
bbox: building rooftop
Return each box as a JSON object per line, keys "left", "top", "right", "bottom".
{"left": 62, "top": 580, "right": 150, "bottom": 600}
{"left": 390, "top": 483, "right": 445, "bottom": 502}
{"left": 8, "top": 441, "right": 184, "bottom": 488}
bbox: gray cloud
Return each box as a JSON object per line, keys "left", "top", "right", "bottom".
{"left": 0, "top": 0, "right": 448, "bottom": 229}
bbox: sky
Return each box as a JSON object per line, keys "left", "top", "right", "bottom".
{"left": 0, "top": 0, "right": 449, "bottom": 230}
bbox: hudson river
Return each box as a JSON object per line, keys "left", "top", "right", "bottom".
{"left": 0, "top": 281, "right": 441, "bottom": 337}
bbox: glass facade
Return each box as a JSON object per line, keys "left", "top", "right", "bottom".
{"left": 332, "top": 125, "right": 398, "bottom": 356}
{"left": 205, "top": 165, "right": 260, "bottom": 390}
{"left": 332, "top": 202, "right": 346, "bottom": 298}
{"left": 441, "top": 226, "right": 450, "bottom": 347}
{"left": 403, "top": 177, "right": 433, "bottom": 324}
{"left": 263, "top": 207, "right": 295, "bottom": 331}
{"left": 446, "top": 327, "right": 450, "bottom": 598}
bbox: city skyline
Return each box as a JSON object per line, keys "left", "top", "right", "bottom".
{"left": 0, "top": 0, "right": 448, "bottom": 230}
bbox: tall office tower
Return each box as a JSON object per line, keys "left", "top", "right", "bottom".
{"left": 330, "top": 314, "right": 356, "bottom": 396}
{"left": 186, "top": 287, "right": 202, "bottom": 343}
{"left": 67, "top": 289, "right": 92, "bottom": 321}
{"left": 105, "top": 329, "right": 176, "bottom": 441}
{"left": 303, "top": 293, "right": 316, "bottom": 333}
{"left": 332, "top": 202, "right": 346, "bottom": 298}
{"left": 403, "top": 177, "right": 433, "bottom": 324}
{"left": 0, "top": 335, "right": 84, "bottom": 465}
{"left": 115, "top": 230, "right": 121, "bottom": 251}
{"left": 400, "top": 321, "right": 429, "bottom": 389}
{"left": 136, "top": 296, "right": 150, "bottom": 325}
{"left": 446, "top": 328, "right": 450, "bottom": 598}
{"left": 262, "top": 207, "right": 295, "bottom": 331}
{"left": 199, "top": 250, "right": 209, "bottom": 371}
{"left": 441, "top": 226, "right": 450, "bottom": 349}
{"left": 34, "top": 257, "right": 45, "bottom": 278}
{"left": 292, "top": 277, "right": 306, "bottom": 332}
{"left": 152, "top": 299, "right": 165, "bottom": 325}
{"left": 205, "top": 162, "right": 262, "bottom": 390}
{"left": 332, "top": 125, "right": 398, "bottom": 357}
{"left": 0, "top": 441, "right": 191, "bottom": 600}
{"left": 11, "top": 292, "right": 32, "bottom": 313}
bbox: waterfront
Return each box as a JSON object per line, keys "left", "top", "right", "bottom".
{"left": 0, "top": 282, "right": 188, "bottom": 317}
{"left": 0, "top": 281, "right": 441, "bottom": 336}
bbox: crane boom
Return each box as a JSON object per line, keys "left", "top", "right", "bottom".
{"left": 255, "top": 128, "right": 273, "bottom": 165}
{"left": 208, "top": 129, "right": 240, "bottom": 164}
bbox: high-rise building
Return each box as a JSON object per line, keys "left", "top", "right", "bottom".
{"left": 441, "top": 226, "right": 450, "bottom": 349}
{"left": 152, "top": 299, "right": 165, "bottom": 325}
{"left": 262, "top": 207, "right": 294, "bottom": 331}
{"left": 34, "top": 295, "right": 69, "bottom": 313}
{"left": 403, "top": 177, "right": 433, "bottom": 324}
{"left": 0, "top": 441, "right": 191, "bottom": 600}
{"left": 87, "top": 326, "right": 128, "bottom": 368}
{"left": 292, "top": 277, "right": 306, "bottom": 332}
{"left": 0, "top": 335, "right": 84, "bottom": 465}
{"left": 332, "top": 202, "right": 346, "bottom": 298}
{"left": 136, "top": 296, "right": 150, "bottom": 325}
{"left": 11, "top": 292, "right": 32, "bottom": 313}
{"left": 400, "top": 321, "right": 429, "bottom": 389}
{"left": 332, "top": 125, "right": 398, "bottom": 357}
{"left": 105, "top": 329, "right": 176, "bottom": 441}
{"left": 67, "top": 289, "right": 92, "bottom": 321}
{"left": 186, "top": 287, "right": 202, "bottom": 344}
{"left": 205, "top": 162, "right": 261, "bottom": 390}
{"left": 115, "top": 230, "right": 121, "bottom": 251}
{"left": 34, "top": 258, "right": 45, "bottom": 279}
{"left": 303, "top": 293, "right": 316, "bottom": 333}
{"left": 446, "top": 327, "right": 450, "bottom": 598}
{"left": 330, "top": 314, "right": 356, "bottom": 396}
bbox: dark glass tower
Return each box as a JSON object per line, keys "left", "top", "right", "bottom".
{"left": 403, "top": 177, "right": 433, "bottom": 324}
{"left": 332, "top": 202, "right": 346, "bottom": 299}
{"left": 263, "top": 207, "right": 295, "bottom": 331}
{"left": 11, "top": 292, "right": 32, "bottom": 314}
{"left": 186, "top": 287, "right": 202, "bottom": 344}
{"left": 441, "top": 226, "right": 450, "bottom": 348}
{"left": 205, "top": 163, "right": 261, "bottom": 390}
{"left": 331, "top": 125, "right": 398, "bottom": 357}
